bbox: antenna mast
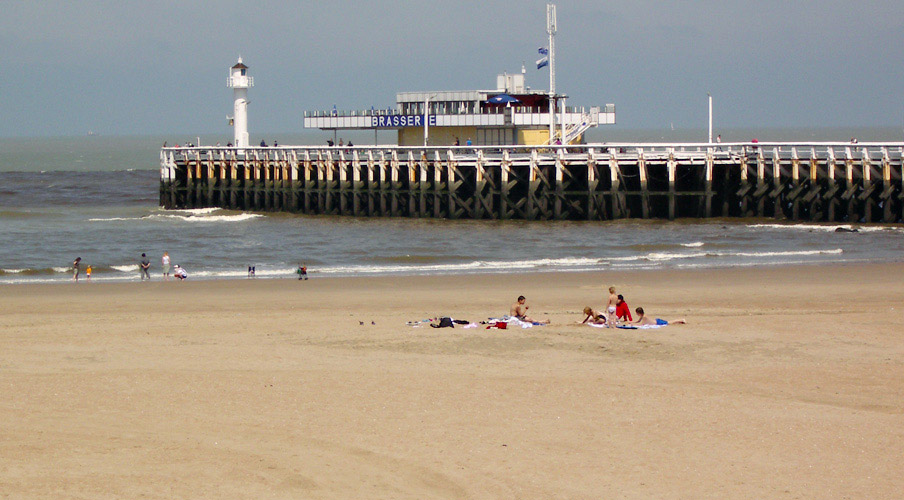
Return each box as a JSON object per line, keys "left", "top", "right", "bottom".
{"left": 547, "top": 3, "right": 557, "bottom": 143}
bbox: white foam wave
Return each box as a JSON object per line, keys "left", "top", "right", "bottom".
{"left": 681, "top": 241, "right": 705, "bottom": 247}
{"left": 52, "top": 267, "right": 70, "bottom": 273}
{"left": 169, "top": 208, "right": 221, "bottom": 215}
{"left": 732, "top": 248, "right": 843, "bottom": 257}
{"left": 183, "top": 213, "right": 263, "bottom": 223}
{"left": 111, "top": 265, "right": 137, "bottom": 272}
{"left": 645, "top": 251, "right": 707, "bottom": 261}
{"left": 315, "top": 249, "right": 844, "bottom": 275}
{"left": 90, "top": 213, "right": 263, "bottom": 223}
{"left": 2, "top": 268, "right": 27, "bottom": 274}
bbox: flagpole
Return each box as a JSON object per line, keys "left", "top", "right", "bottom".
{"left": 547, "top": 3, "right": 557, "bottom": 144}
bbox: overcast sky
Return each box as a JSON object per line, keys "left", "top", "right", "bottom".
{"left": 2, "top": 0, "right": 902, "bottom": 137}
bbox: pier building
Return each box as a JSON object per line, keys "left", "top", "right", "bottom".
{"left": 303, "top": 4, "right": 614, "bottom": 147}
{"left": 302, "top": 72, "right": 616, "bottom": 147}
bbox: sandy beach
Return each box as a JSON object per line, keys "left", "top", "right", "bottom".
{"left": 2, "top": 263, "right": 902, "bottom": 499}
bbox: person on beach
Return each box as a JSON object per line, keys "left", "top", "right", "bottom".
{"left": 139, "top": 253, "right": 151, "bottom": 280}
{"left": 579, "top": 306, "right": 606, "bottom": 325}
{"left": 296, "top": 263, "right": 308, "bottom": 280}
{"left": 86, "top": 265, "right": 92, "bottom": 281}
{"left": 248, "top": 266, "right": 256, "bottom": 278}
{"left": 510, "top": 296, "right": 550, "bottom": 324}
{"left": 72, "top": 257, "right": 81, "bottom": 282}
{"left": 162, "top": 252, "right": 171, "bottom": 280}
{"left": 633, "top": 307, "right": 686, "bottom": 327}
{"left": 605, "top": 286, "right": 619, "bottom": 327}
{"left": 173, "top": 265, "right": 188, "bottom": 281}
{"left": 615, "top": 294, "right": 632, "bottom": 322}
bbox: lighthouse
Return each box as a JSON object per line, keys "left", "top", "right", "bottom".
{"left": 227, "top": 57, "right": 253, "bottom": 148}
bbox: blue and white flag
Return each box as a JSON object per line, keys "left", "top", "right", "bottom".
{"left": 538, "top": 47, "right": 548, "bottom": 55}
{"left": 536, "top": 56, "right": 548, "bottom": 69}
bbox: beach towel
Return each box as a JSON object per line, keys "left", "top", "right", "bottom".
{"left": 616, "top": 324, "right": 664, "bottom": 330}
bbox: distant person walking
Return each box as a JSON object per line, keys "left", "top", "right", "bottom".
{"left": 72, "top": 257, "right": 82, "bottom": 282}
{"left": 297, "top": 263, "right": 308, "bottom": 280}
{"left": 139, "top": 253, "right": 151, "bottom": 280}
{"left": 162, "top": 252, "right": 171, "bottom": 280}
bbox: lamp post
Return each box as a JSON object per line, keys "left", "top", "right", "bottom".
{"left": 707, "top": 92, "right": 713, "bottom": 144}
{"left": 424, "top": 93, "right": 437, "bottom": 147}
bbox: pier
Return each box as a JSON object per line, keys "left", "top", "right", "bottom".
{"left": 160, "top": 142, "right": 904, "bottom": 222}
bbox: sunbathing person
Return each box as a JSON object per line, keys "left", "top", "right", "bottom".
{"left": 579, "top": 306, "right": 606, "bottom": 325}
{"left": 633, "top": 307, "right": 686, "bottom": 326}
{"left": 510, "top": 295, "right": 550, "bottom": 324}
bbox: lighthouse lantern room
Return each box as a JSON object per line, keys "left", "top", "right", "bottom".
{"left": 227, "top": 57, "right": 253, "bottom": 148}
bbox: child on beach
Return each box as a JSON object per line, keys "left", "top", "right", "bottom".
{"left": 296, "top": 264, "right": 308, "bottom": 280}
{"left": 615, "top": 294, "right": 632, "bottom": 322}
{"left": 173, "top": 265, "right": 188, "bottom": 281}
{"left": 86, "top": 265, "right": 92, "bottom": 281}
{"left": 633, "top": 307, "right": 686, "bottom": 326}
{"left": 606, "top": 286, "right": 619, "bottom": 328}
{"left": 579, "top": 306, "right": 606, "bottom": 325}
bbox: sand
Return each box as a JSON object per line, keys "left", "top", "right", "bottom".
{"left": 1, "top": 263, "right": 903, "bottom": 499}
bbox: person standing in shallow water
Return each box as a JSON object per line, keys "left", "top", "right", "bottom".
{"left": 139, "top": 253, "right": 151, "bottom": 280}
{"left": 161, "top": 252, "right": 171, "bottom": 280}
{"left": 72, "top": 257, "right": 81, "bottom": 282}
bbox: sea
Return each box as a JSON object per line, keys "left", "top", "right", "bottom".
{"left": 1, "top": 129, "right": 903, "bottom": 285}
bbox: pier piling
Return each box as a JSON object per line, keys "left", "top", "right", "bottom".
{"left": 161, "top": 142, "right": 904, "bottom": 223}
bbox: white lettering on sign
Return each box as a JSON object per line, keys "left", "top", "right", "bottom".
{"left": 372, "top": 115, "right": 436, "bottom": 128}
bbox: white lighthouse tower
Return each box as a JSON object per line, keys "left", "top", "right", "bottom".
{"left": 227, "top": 57, "right": 253, "bottom": 148}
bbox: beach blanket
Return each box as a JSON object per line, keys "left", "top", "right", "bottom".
{"left": 585, "top": 323, "right": 664, "bottom": 329}
{"left": 407, "top": 317, "right": 473, "bottom": 328}
{"left": 486, "top": 316, "right": 543, "bottom": 329}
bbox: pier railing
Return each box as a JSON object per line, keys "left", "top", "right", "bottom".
{"left": 160, "top": 142, "right": 904, "bottom": 222}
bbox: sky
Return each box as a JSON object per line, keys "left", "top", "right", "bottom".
{"left": 2, "top": 0, "right": 903, "bottom": 137}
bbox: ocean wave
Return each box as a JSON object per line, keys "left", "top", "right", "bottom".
{"left": 0, "top": 267, "right": 67, "bottom": 276}
{"left": 681, "top": 241, "right": 705, "bottom": 247}
{"left": 111, "top": 265, "right": 138, "bottom": 272}
{"left": 318, "top": 248, "right": 846, "bottom": 275}
{"left": 89, "top": 212, "right": 263, "bottom": 223}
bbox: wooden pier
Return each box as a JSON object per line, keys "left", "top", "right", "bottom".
{"left": 160, "top": 142, "right": 904, "bottom": 222}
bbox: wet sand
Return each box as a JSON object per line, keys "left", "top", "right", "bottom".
{"left": 2, "top": 263, "right": 903, "bottom": 498}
